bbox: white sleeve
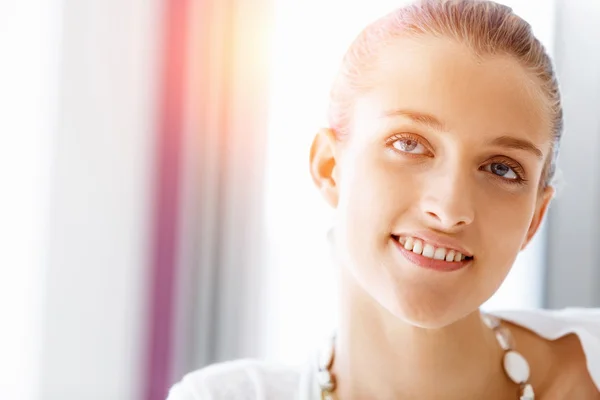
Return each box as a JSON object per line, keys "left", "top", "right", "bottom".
{"left": 164, "top": 359, "right": 263, "bottom": 400}
{"left": 165, "top": 359, "right": 301, "bottom": 400}
{"left": 166, "top": 381, "right": 203, "bottom": 400}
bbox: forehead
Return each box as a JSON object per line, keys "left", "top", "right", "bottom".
{"left": 352, "top": 35, "right": 551, "bottom": 148}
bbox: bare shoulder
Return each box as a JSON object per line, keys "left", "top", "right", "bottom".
{"left": 493, "top": 308, "right": 600, "bottom": 399}
{"left": 514, "top": 327, "right": 599, "bottom": 399}
{"left": 504, "top": 321, "right": 599, "bottom": 399}
{"left": 542, "top": 333, "right": 600, "bottom": 399}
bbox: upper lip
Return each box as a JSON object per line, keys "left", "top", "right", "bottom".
{"left": 393, "top": 230, "right": 474, "bottom": 257}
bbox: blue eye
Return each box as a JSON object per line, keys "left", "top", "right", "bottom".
{"left": 486, "top": 162, "right": 518, "bottom": 180}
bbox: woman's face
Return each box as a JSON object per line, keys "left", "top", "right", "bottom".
{"left": 312, "top": 36, "right": 554, "bottom": 328}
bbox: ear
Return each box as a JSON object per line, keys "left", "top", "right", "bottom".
{"left": 309, "top": 128, "right": 340, "bottom": 208}
{"left": 521, "top": 185, "right": 555, "bottom": 250}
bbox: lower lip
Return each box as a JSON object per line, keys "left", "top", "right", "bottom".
{"left": 392, "top": 237, "right": 472, "bottom": 272}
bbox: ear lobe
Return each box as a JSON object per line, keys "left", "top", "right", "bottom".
{"left": 309, "top": 128, "right": 339, "bottom": 208}
{"left": 521, "top": 186, "right": 555, "bottom": 250}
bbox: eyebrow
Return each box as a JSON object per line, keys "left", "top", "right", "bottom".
{"left": 381, "top": 108, "right": 447, "bottom": 131}
{"left": 490, "top": 135, "right": 543, "bottom": 159}
{"left": 381, "top": 108, "right": 544, "bottom": 160}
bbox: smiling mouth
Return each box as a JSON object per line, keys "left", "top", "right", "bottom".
{"left": 391, "top": 234, "right": 474, "bottom": 262}
{"left": 391, "top": 235, "right": 474, "bottom": 271}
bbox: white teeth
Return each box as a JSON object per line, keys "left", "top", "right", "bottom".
{"left": 422, "top": 243, "right": 435, "bottom": 258}
{"left": 412, "top": 240, "right": 423, "bottom": 255}
{"left": 398, "top": 236, "right": 470, "bottom": 262}
{"left": 433, "top": 247, "right": 446, "bottom": 260}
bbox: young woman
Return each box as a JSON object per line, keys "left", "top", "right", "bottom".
{"left": 168, "top": 1, "right": 600, "bottom": 398}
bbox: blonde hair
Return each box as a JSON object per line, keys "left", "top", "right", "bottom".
{"left": 328, "top": 0, "right": 562, "bottom": 187}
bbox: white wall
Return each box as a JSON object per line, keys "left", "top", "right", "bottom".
{"left": 0, "top": 1, "right": 62, "bottom": 399}
{"left": 38, "top": 1, "right": 162, "bottom": 399}
{"left": 545, "top": 0, "right": 600, "bottom": 308}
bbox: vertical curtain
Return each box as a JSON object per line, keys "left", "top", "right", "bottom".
{"left": 146, "top": 0, "right": 275, "bottom": 397}
{"left": 145, "top": 1, "right": 189, "bottom": 400}
{"left": 42, "top": 1, "right": 161, "bottom": 399}
{"left": 176, "top": 0, "right": 275, "bottom": 372}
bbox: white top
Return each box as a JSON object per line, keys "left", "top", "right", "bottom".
{"left": 166, "top": 308, "right": 600, "bottom": 399}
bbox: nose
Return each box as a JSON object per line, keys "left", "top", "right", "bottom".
{"left": 419, "top": 165, "right": 475, "bottom": 230}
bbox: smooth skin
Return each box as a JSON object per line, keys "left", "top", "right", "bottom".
{"left": 310, "top": 36, "right": 598, "bottom": 399}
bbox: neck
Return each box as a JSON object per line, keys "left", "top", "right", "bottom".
{"left": 331, "top": 268, "right": 515, "bottom": 399}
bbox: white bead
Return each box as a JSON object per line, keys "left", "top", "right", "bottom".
{"left": 503, "top": 350, "right": 530, "bottom": 384}
{"left": 520, "top": 383, "right": 535, "bottom": 399}
{"left": 481, "top": 313, "right": 501, "bottom": 329}
{"left": 495, "top": 326, "right": 515, "bottom": 350}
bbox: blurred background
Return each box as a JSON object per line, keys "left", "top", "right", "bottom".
{"left": 2, "top": 0, "right": 600, "bottom": 399}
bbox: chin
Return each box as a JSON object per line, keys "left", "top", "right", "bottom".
{"left": 382, "top": 286, "right": 473, "bottom": 329}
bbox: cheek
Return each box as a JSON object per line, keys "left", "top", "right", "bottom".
{"left": 338, "top": 152, "right": 416, "bottom": 236}
{"left": 476, "top": 191, "right": 535, "bottom": 267}
{"left": 335, "top": 153, "right": 415, "bottom": 297}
